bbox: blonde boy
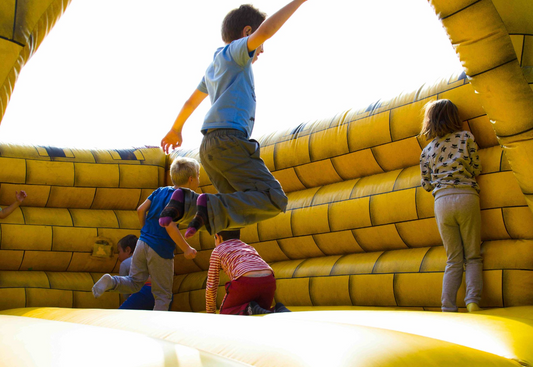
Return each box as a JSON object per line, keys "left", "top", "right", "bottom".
{"left": 92, "top": 157, "right": 199, "bottom": 311}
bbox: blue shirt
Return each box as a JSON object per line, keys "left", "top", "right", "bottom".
{"left": 198, "top": 37, "right": 256, "bottom": 138}
{"left": 139, "top": 187, "right": 176, "bottom": 259}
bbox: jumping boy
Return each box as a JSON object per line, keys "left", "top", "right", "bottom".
{"left": 159, "top": 1, "right": 308, "bottom": 238}
{"left": 92, "top": 157, "right": 200, "bottom": 311}
{"left": 206, "top": 230, "right": 290, "bottom": 315}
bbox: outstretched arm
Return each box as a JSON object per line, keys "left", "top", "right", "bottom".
{"left": 247, "top": 0, "right": 307, "bottom": 52}
{"left": 0, "top": 190, "right": 27, "bottom": 219}
{"left": 205, "top": 249, "right": 221, "bottom": 314}
{"left": 161, "top": 88, "right": 208, "bottom": 154}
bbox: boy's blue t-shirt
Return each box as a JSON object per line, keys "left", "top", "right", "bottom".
{"left": 139, "top": 187, "right": 176, "bottom": 259}
{"left": 198, "top": 37, "right": 256, "bottom": 138}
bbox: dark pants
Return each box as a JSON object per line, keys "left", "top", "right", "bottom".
{"left": 220, "top": 275, "right": 276, "bottom": 315}
{"left": 194, "top": 129, "right": 288, "bottom": 234}
{"left": 119, "top": 284, "right": 156, "bottom": 310}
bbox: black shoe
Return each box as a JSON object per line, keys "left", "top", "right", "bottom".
{"left": 274, "top": 303, "right": 291, "bottom": 313}
{"left": 246, "top": 301, "right": 272, "bottom": 315}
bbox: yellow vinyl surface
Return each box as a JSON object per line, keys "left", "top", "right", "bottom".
{"left": 1, "top": 307, "right": 528, "bottom": 367}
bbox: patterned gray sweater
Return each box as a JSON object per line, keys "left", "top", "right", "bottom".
{"left": 420, "top": 130, "right": 481, "bottom": 196}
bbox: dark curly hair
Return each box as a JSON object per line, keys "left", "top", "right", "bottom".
{"left": 221, "top": 4, "right": 266, "bottom": 43}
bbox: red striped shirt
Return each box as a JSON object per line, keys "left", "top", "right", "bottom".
{"left": 205, "top": 239, "right": 273, "bottom": 314}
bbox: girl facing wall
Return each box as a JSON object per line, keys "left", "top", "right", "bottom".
{"left": 419, "top": 99, "right": 483, "bottom": 312}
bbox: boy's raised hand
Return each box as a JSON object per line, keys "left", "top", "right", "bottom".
{"left": 163, "top": 89, "right": 208, "bottom": 154}
{"left": 161, "top": 129, "right": 183, "bottom": 154}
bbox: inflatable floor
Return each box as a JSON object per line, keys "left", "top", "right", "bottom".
{"left": 1, "top": 0, "right": 533, "bottom": 366}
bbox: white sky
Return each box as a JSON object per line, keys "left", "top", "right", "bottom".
{"left": 0, "top": 0, "right": 463, "bottom": 150}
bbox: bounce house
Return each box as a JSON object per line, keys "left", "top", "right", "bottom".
{"left": 1, "top": 0, "right": 533, "bottom": 366}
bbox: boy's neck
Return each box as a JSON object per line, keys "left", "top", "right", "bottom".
{"left": 175, "top": 184, "right": 197, "bottom": 190}
{"left": 225, "top": 35, "right": 247, "bottom": 46}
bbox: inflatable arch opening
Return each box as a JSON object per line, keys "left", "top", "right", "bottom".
{"left": 1, "top": 0, "right": 533, "bottom": 366}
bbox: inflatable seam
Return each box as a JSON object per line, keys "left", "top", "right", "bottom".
{"left": 392, "top": 273, "right": 399, "bottom": 306}
{"left": 0, "top": 36, "right": 24, "bottom": 47}
{"left": 274, "top": 239, "right": 292, "bottom": 261}
{"left": 492, "top": 124, "right": 533, "bottom": 140}
{"left": 394, "top": 224, "right": 411, "bottom": 249}
{"left": 440, "top": 0, "right": 482, "bottom": 20}
{"left": 469, "top": 58, "right": 519, "bottom": 79}
{"left": 502, "top": 270, "right": 507, "bottom": 307}
{"left": 370, "top": 250, "right": 387, "bottom": 274}
{"left": 308, "top": 278, "right": 315, "bottom": 306}
{"left": 64, "top": 252, "right": 74, "bottom": 271}
{"left": 499, "top": 209, "right": 512, "bottom": 238}
{"left": 418, "top": 247, "right": 434, "bottom": 273}
{"left": 368, "top": 196, "right": 374, "bottom": 228}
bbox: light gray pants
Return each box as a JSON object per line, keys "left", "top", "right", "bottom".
{"left": 189, "top": 129, "right": 288, "bottom": 234}
{"left": 434, "top": 188, "right": 483, "bottom": 312}
{"left": 112, "top": 240, "right": 174, "bottom": 311}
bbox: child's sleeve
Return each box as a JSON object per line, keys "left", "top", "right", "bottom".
{"left": 420, "top": 150, "right": 434, "bottom": 192}
{"left": 147, "top": 188, "right": 159, "bottom": 202}
{"left": 205, "top": 250, "right": 221, "bottom": 314}
{"left": 228, "top": 37, "right": 253, "bottom": 67}
{"left": 197, "top": 77, "right": 208, "bottom": 94}
{"left": 467, "top": 134, "right": 482, "bottom": 176}
{"left": 119, "top": 261, "right": 129, "bottom": 276}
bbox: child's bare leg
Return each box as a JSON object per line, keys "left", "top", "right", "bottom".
{"left": 185, "top": 194, "right": 211, "bottom": 238}
{"left": 159, "top": 189, "right": 184, "bottom": 227}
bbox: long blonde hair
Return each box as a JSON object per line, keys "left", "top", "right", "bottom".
{"left": 420, "top": 99, "right": 463, "bottom": 140}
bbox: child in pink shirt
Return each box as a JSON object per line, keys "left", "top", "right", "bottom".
{"left": 206, "top": 230, "right": 290, "bottom": 315}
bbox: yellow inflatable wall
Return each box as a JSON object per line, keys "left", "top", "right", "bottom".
{"left": 1, "top": 0, "right": 533, "bottom": 366}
